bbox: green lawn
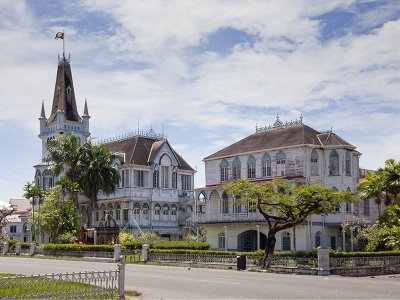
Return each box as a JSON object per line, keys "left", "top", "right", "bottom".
{"left": 0, "top": 273, "right": 117, "bottom": 299}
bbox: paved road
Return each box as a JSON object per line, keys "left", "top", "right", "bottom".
{"left": 1, "top": 257, "right": 399, "bottom": 299}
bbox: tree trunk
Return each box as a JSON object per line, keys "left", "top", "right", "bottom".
{"left": 261, "top": 232, "right": 276, "bottom": 269}
{"left": 86, "top": 201, "right": 93, "bottom": 227}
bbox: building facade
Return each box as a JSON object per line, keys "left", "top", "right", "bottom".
{"left": 194, "top": 116, "right": 374, "bottom": 252}
{"left": 33, "top": 55, "right": 195, "bottom": 241}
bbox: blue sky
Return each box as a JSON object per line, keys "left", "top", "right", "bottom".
{"left": 0, "top": 0, "right": 400, "bottom": 203}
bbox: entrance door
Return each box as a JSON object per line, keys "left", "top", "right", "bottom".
{"left": 243, "top": 233, "right": 255, "bottom": 252}
{"left": 331, "top": 236, "right": 337, "bottom": 250}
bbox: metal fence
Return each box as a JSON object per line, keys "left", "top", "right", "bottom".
{"left": 330, "top": 256, "right": 400, "bottom": 268}
{"left": 0, "top": 264, "right": 125, "bottom": 299}
{"left": 122, "top": 249, "right": 142, "bottom": 263}
{"left": 149, "top": 252, "right": 239, "bottom": 264}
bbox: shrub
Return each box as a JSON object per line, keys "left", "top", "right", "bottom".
{"left": 119, "top": 231, "right": 135, "bottom": 245}
{"left": 56, "top": 232, "right": 77, "bottom": 244}
{"left": 39, "top": 243, "right": 114, "bottom": 255}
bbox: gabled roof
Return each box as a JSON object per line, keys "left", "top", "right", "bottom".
{"left": 47, "top": 60, "right": 81, "bottom": 123}
{"left": 204, "top": 124, "right": 355, "bottom": 160}
{"left": 104, "top": 136, "right": 194, "bottom": 171}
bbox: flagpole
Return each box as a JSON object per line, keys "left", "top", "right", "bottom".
{"left": 63, "top": 30, "right": 65, "bottom": 60}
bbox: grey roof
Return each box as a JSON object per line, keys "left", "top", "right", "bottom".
{"left": 204, "top": 124, "right": 355, "bottom": 160}
{"left": 104, "top": 136, "right": 194, "bottom": 171}
{"left": 48, "top": 60, "right": 81, "bottom": 123}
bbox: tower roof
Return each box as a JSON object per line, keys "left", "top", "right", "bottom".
{"left": 47, "top": 59, "right": 81, "bottom": 123}
{"left": 83, "top": 98, "right": 89, "bottom": 116}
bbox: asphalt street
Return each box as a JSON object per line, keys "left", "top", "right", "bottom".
{"left": 0, "top": 257, "right": 399, "bottom": 299}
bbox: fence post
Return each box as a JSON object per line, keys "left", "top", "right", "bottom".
{"left": 114, "top": 244, "right": 121, "bottom": 261}
{"left": 317, "top": 247, "right": 330, "bottom": 276}
{"left": 2, "top": 241, "right": 9, "bottom": 255}
{"left": 142, "top": 244, "right": 149, "bottom": 262}
{"left": 29, "top": 243, "right": 36, "bottom": 256}
{"left": 15, "top": 243, "right": 21, "bottom": 255}
{"left": 118, "top": 256, "right": 125, "bottom": 300}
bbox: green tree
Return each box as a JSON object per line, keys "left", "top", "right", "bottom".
{"left": 0, "top": 203, "right": 17, "bottom": 243}
{"left": 223, "top": 179, "right": 353, "bottom": 269}
{"left": 358, "top": 159, "right": 400, "bottom": 207}
{"left": 23, "top": 182, "right": 45, "bottom": 242}
{"left": 30, "top": 187, "right": 80, "bottom": 243}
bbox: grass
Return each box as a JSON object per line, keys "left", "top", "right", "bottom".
{"left": 0, "top": 273, "right": 118, "bottom": 299}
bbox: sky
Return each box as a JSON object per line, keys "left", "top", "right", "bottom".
{"left": 0, "top": 0, "right": 399, "bottom": 202}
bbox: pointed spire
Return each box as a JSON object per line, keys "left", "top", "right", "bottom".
{"left": 83, "top": 98, "right": 89, "bottom": 116}
{"left": 40, "top": 100, "right": 46, "bottom": 118}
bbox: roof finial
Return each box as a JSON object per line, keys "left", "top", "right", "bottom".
{"left": 83, "top": 97, "right": 89, "bottom": 116}
{"left": 40, "top": 100, "right": 46, "bottom": 118}
{"left": 300, "top": 113, "right": 303, "bottom": 123}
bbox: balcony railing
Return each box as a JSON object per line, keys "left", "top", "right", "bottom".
{"left": 194, "top": 213, "right": 266, "bottom": 224}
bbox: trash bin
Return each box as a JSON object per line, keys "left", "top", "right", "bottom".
{"left": 236, "top": 254, "right": 246, "bottom": 271}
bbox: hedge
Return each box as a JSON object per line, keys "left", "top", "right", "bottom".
{"left": 329, "top": 250, "right": 400, "bottom": 257}
{"left": 38, "top": 244, "right": 114, "bottom": 253}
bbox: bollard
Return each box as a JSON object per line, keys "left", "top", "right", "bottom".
{"left": 15, "top": 243, "right": 21, "bottom": 256}
{"left": 142, "top": 244, "right": 149, "bottom": 262}
{"left": 2, "top": 241, "right": 9, "bottom": 255}
{"left": 114, "top": 244, "right": 121, "bottom": 261}
{"left": 317, "top": 247, "right": 330, "bottom": 276}
{"left": 29, "top": 243, "right": 36, "bottom": 256}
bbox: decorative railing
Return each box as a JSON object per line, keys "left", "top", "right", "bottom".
{"left": 0, "top": 266, "right": 124, "bottom": 299}
{"left": 271, "top": 256, "right": 317, "bottom": 267}
{"left": 149, "top": 252, "right": 240, "bottom": 264}
{"left": 330, "top": 256, "right": 400, "bottom": 268}
{"left": 122, "top": 249, "right": 142, "bottom": 264}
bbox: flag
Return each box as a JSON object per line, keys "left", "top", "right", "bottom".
{"left": 55, "top": 32, "right": 64, "bottom": 39}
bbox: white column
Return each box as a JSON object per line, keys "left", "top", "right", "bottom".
{"left": 256, "top": 225, "right": 260, "bottom": 250}
{"left": 224, "top": 226, "right": 228, "bottom": 251}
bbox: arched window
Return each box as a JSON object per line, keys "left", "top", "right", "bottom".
{"left": 154, "top": 204, "right": 161, "bottom": 220}
{"left": 171, "top": 204, "right": 177, "bottom": 221}
{"left": 42, "top": 169, "right": 54, "bottom": 190}
{"left": 282, "top": 232, "right": 291, "bottom": 251}
{"left": 329, "top": 150, "right": 339, "bottom": 176}
{"left": 220, "top": 159, "right": 229, "bottom": 182}
{"left": 162, "top": 204, "right": 169, "bottom": 221}
{"left": 142, "top": 203, "right": 149, "bottom": 224}
{"left": 186, "top": 205, "right": 193, "bottom": 218}
{"left": 218, "top": 232, "right": 226, "bottom": 249}
{"left": 247, "top": 156, "right": 256, "bottom": 179}
{"left": 232, "top": 157, "right": 241, "bottom": 180}
{"left": 22, "top": 223, "right": 29, "bottom": 233}
{"left": 311, "top": 149, "right": 318, "bottom": 176}
{"left": 315, "top": 231, "right": 321, "bottom": 248}
{"left": 198, "top": 192, "right": 206, "bottom": 214}
{"left": 160, "top": 155, "right": 171, "bottom": 189}
{"left": 276, "top": 151, "right": 286, "bottom": 177}
{"left": 262, "top": 153, "right": 271, "bottom": 177}
{"left": 222, "top": 193, "right": 229, "bottom": 214}
{"left": 35, "top": 170, "right": 41, "bottom": 187}
{"left": 133, "top": 203, "right": 140, "bottom": 221}
{"left": 345, "top": 151, "right": 351, "bottom": 176}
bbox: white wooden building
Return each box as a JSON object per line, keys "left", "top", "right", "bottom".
{"left": 194, "top": 116, "right": 375, "bottom": 252}
{"left": 33, "top": 54, "right": 196, "bottom": 241}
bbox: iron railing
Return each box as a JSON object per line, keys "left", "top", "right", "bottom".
{"left": 0, "top": 263, "right": 125, "bottom": 299}
{"left": 122, "top": 249, "right": 142, "bottom": 263}
{"left": 330, "top": 256, "right": 400, "bottom": 268}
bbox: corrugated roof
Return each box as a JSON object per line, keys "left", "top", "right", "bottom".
{"left": 104, "top": 136, "right": 194, "bottom": 171}
{"left": 204, "top": 124, "right": 355, "bottom": 160}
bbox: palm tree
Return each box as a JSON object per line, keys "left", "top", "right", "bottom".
{"left": 357, "top": 172, "right": 384, "bottom": 216}
{"left": 44, "top": 132, "right": 81, "bottom": 207}
{"left": 77, "top": 142, "right": 120, "bottom": 225}
{"left": 378, "top": 159, "right": 400, "bottom": 204}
